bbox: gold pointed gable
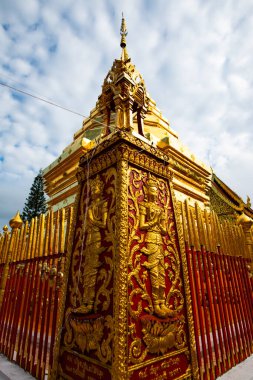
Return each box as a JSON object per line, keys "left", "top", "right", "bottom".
{"left": 209, "top": 173, "right": 253, "bottom": 220}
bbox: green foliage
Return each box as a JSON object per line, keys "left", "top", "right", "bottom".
{"left": 22, "top": 170, "right": 47, "bottom": 222}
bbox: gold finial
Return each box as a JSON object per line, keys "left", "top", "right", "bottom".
{"left": 120, "top": 13, "right": 129, "bottom": 61}
{"left": 9, "top": 211, "right": 23, "bottom": 229}
{"left": 120, "top": 13, "right": 127, "bottom": 48}
{"left": 3, "top": 225, "right": 8, "bottom": 233}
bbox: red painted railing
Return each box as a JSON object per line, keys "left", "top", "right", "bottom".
{"left": 186, "top": 244, "right": 253, "bottom": 380}
{"left": 0, "top": 208, "right": 72, "bottom": 380}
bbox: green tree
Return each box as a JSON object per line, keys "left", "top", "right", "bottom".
{"left": 22, "top": 170, "right": 47, "bottom": 222}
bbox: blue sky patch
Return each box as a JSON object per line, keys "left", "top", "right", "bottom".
{"left": 49, "top": 43, "right": 57, "bottom": 53}
{"left": 2, "top": 24, "right": 10, "bottom": 31}
{"left": 11, "top": 92, "right": 25, "bottom": 102}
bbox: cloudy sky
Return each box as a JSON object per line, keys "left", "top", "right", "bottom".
{"left": 0, "top": 0, "right": 253, "bottom": 227}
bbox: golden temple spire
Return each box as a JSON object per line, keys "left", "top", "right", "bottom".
{"left": 120, "top": 13, "right": 129, "bottom": 61}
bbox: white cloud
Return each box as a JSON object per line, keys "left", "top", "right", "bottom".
{"left": 1, "top": 0, "right": 40, "bottom": 24}
{"left": 0, "top": 0, "right": 252, "bottom": 227}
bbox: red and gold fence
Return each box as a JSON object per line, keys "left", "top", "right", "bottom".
{"left": 179, "top": 200, "right": 253, "bottom": 380}
{"left": 0, "top": 208, "right": 73, "bottom": 380}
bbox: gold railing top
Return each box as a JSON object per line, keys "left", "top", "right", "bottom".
{"left": 9, "top": 211, "right": 23, "bottom": 230}
{"left": 3, "top": 225, "right": 8, "bottom": 233}
{"left": 179, "top": 201, "right": 252, "bottom": 259}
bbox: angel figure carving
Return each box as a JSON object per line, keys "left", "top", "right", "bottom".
{"left": 139, "top": 177, "right": 175, "bottom": 319}
{"left": 76, "top": 175, "right": 108, "bottom": 314}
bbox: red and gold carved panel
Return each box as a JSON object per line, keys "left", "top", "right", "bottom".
{"left": 58, "top": 167, "right": 116, "bottom": 378}
{"left": 127, "top": 167, "right": 190, "bottom": 377}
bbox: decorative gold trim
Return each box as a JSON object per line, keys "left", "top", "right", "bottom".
{"left": 112, "top": 158, "right": 129, "bottom": 380}
{"left": 173, "top": 182, "right": 208, "bottom": 203}
{"left": 169, "top": 180, "right": 199, "bottom": 380}
{"left": 77, "top": 135, "right": 170, "bottom": 185}
{"left": 174, "top": 368, "right": 192, "bottom": 380}
{"left": 170, "top": 159, "right": 206, "bottom": 188}
{"left": 79, "top": 131, "right": 169, "bottom": 168}
{"left": 47, "top": 186, "right": 78, "bottom": 207}
{"left": 129, "top": 347, "right": 189, "bottom": 372}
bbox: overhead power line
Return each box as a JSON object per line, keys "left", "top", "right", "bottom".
{"left": 0, "top": 79, "right": 119, "bottom": 131}
{"left": 0, "top": 81, "right": 86, "bottom": 118}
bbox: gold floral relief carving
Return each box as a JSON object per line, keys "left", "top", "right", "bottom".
{"left": 128, "top": 168, "right": 186, "bottom": 363}
{"left": 64, "top": 314, "right": 113, "bottom": 364}
{"left": 70, "top": 317, "right": 104, "bottom": 353}
{"left": 141, "top": 316, "right": 187, "bottom": 355}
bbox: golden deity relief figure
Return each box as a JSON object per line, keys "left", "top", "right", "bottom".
{"left": 63, "top": 169, "right": 116, "bottom": 365}
{"left": 139, "top": 177, "right": 176, "bottom": 319}
{"left": 75, "top": 175, "right": 108, "bottom": 314}
{"left": 128, "top": 169, "right": 186, "bottom": 363}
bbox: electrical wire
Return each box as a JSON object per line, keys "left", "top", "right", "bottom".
{"left": 0, "top": 79, "right": 124, "bottom": 133}
{"left": 0, "top": 80, "right": 123, "bottom": 133}
{"left": 0, "top": 81, "right": 86, "bottom": 118}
